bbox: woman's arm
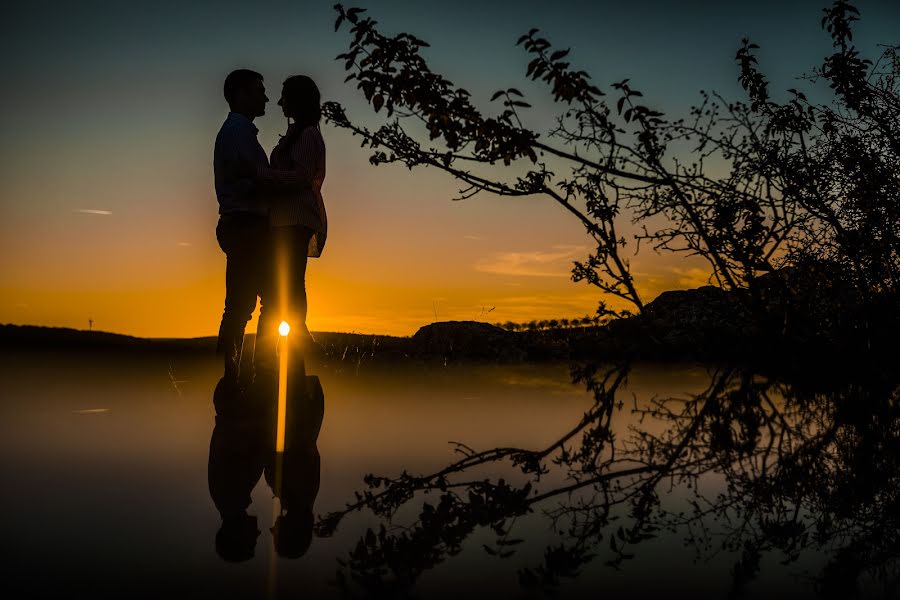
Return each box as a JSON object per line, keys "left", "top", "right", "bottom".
{"left": 255, "top": 164, "right": 311, "bottom": 191}
{"left": 256, "top": 128, "right": 322, "bottom": 191}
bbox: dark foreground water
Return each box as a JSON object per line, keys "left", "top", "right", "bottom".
{"left": 0, "top": 349, "right": 897, "bottom": 599}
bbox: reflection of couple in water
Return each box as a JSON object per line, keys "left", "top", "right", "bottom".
{"left": 213, "top": 68, "right": 327, "bottom": 387}
{"left": 209, "top": 375, "right": 324, "bottom": 561}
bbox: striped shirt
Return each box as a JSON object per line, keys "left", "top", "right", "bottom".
{"left": 259, "top": 125, "right": 327, "bottom": 257}
{"left": 213, "top": 112, "right": 269, "bottom": 216}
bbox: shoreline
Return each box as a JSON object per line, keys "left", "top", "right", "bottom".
{"left": 3, "top": 322, "right": 896, "bottom": 386}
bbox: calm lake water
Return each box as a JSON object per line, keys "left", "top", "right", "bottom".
{"left": 1, "top": 349, "right": 896, "bottom": 599}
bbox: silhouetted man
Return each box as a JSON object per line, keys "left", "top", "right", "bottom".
{"left": 214, "top": 69, "right": 270, "bottom": 383}
{"left": 208, "top": 377, "right": 268, "bottom": 561}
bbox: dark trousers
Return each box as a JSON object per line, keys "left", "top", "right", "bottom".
{"left": 255, "top": 225, "right": 315, "bottom": 376}
{"left": 216, "top": 214, "right": 268, "bottom": 378}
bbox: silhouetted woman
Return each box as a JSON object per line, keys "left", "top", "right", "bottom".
{"left": 254, "top": 75, "right": 327, "bottom": 376}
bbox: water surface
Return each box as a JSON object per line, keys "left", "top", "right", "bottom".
{"left": 1, "top": 350, "right": 895, "bottom": 598}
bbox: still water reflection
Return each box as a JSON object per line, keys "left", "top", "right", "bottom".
{"left": 0, "top": 350, "right": 896, "bottom": 598}
{"left": 208, "top": 374, "right": 323, "bottom": 563}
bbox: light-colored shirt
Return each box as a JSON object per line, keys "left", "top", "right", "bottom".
{"left": 262, "top": 125, "right": 328, "bottom": 257}
{"left": 213, "top": 112, "right": 270, "bottom": 216}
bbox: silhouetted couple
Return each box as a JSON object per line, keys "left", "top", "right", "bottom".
{"left": 213, "top": 68, "right": 327, "bottom": 386}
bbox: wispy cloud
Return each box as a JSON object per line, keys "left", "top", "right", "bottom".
{"left": 176, "top": 242, "right": 192, "bottom": 247}
{"left": 475, "top": 245, "right": 589, "bottom": 277}
{"left": 633, "top": 266, "right": 714, "bottom": 301}
{"left": 463, "top": 235, "right": 482, "bottom": 240}
{"left": 74, "top": 209, "right": 112, "bottom": 215}
{"left": 672, "top": 267, "right": 713, "bottom": 288}
{"left": 472, "top": 290, "right": 601, "bottom": 323}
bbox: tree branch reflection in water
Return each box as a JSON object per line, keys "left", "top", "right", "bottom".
{"left": 317, "top": 364, "right": 899, "bottom": 598}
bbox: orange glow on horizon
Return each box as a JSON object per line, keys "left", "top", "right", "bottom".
{"left": 0, "top": 248, "right": 714, "bottom": 339}
{"left": 0, "top": 135, "right": 715, "bottom": 340}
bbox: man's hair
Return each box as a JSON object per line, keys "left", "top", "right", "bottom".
{"left": 223, "top": 69, "right": 263, "bottom": 107}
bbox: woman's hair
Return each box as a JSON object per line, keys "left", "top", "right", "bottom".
{"left": 282, "top": 75, "right": 321, "bottom": 129}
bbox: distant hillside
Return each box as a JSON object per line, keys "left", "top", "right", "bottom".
{"left": 0, "top": 324, "right": 216, "bottom": 352}
{"left": 0, "top": 324, "right": 411, "bottom": 358}
{"left": 4, "top": 275, "right": 895, "bottom": 374}
{"left": 0, "top": 322, "right": 574, "bottom": 363}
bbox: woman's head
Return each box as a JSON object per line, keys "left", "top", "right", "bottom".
{"left": 279, "top": 75, "right": 321, "bottom": 128}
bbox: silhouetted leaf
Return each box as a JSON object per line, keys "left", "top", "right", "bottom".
{"left": 346, "top": 7, "right": 365, "bottom": 23}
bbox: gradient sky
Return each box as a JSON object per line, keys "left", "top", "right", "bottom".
{"left": 1, "top": 0, "right": 897, "bottom": 337}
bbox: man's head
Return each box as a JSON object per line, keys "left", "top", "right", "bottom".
{"left": 223, "top": 69, "right": 268, "bottom": 119}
